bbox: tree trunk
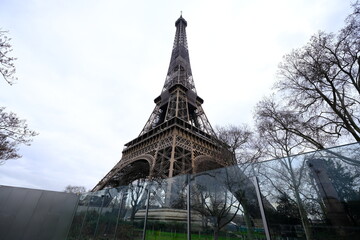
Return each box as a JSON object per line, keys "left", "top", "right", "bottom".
{"left": 287, "top": 158, "right": 314, "bottom": 240}
{"left": 130, "top": 208, "right": 136, "bottom": 223}
{"left": 293, "top": 185, "right": 313, "bottom": 239}
{"left": 243, "top": 203, "right": 256, "bottom": 240}
{"left": 213, "top": 228, "right": 219, "bottom": 240}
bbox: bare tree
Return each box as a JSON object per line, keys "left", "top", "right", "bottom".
{"left": 64, "top": 185, "right": 87, "bottom": 194}
{"left": 191, "top": 165, "right": 262, "bottom": 240}
{"left": 274, "top": 1, "right": 360, "bottom": 145}
{"left": 0, "top": 29, "right": 17, "bottom": 85}
{"left": 0, "top": 107, "right": 37, "bottom": 163}
{"left": 255, "top": 89, "right": 360, "bottom": 239}
{"left": 255, "top": 103, "right": 318, "bottom": 240}
{"left": 192, "top": 173, "right": 242, "bottom": 240}
{"left": 0, "top": 30, "right": 37, "bottom": 164}
{"left": 252, "top": 8, "right": 360, "bottom": 237}
{"left": 215, "top": 124, "right": 264, "bottom": 163}
{"left": 213, "top": 125, "right": 267, "bottom": 239}
{"left": 254, "top": 97, "right": 330, "bottom": 151}
{"left": 127, "top": 179, "right": 147, "bottom": 222}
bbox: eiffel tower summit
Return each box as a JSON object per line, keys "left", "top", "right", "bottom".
{"left": 93, "top": 15, "right": 233, "bottom": 191}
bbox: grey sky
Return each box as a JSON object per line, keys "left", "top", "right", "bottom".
{"left": 0, "top": 0, "right": 352, "bottom": 191}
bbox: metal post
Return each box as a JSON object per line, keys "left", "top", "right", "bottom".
{"left": 94, "top": 190, "right": 107, "bottom": 238}
{"left": 187, "top": 174, "right": 191, "bottom": 240}
{"left": 65, "top": 193, "right": 80, "bottom": 239}
{"left": 113, "top": 188, "right": 125, "bottom": 240}
{"left": 253, "top": 176, "right": 271, "bottom": 240}
{"left": 78, "top": 192, "right": 93, "bottom": 239}
{"left": 142, "top": 187, "right": 151, "bottom": 240}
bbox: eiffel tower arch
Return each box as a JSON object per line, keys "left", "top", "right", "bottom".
{"left": 93, "top": 15, "right": 233, "bottom": 191}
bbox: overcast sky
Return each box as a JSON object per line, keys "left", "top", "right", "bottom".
{"left": 0, "top": 0, "right": 353, "bottom": 191}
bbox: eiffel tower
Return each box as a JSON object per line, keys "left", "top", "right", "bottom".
{"left": 93, "top": 15, "right": 233, "bottom": 191}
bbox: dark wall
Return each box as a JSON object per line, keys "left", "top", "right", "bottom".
{"left": 0, "top": 185, "right": 79, "bottom": 240}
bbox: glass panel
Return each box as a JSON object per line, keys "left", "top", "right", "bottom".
{"left": 79, "top": 190, "right": 107, "bottom": 238}
{"left": 190, "top": 164, "right": 265, "bottom": 240}
{"left": 92, "top": 187, "right": 127, "bottom": 239}
{"left": 116, "top": 180, "right": 147, "bottom": 240}
{"left": 145, "top": 174, "right": 188, "bottom": 239}
{"left": 307, "top": 144, "right": 360, "bottom": 239}
{"left": 71, "top": 183, "right": 148, "bottom": 240}
{"left": 255, "top": 143, "right": 360, "bottom": 240}
{"left": 67, "top": 192, "right": 93, "bottom": 239}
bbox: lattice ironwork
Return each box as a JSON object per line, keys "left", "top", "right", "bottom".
{"left": 153, "top": 146, "right": 172, "bottom": 178}
{"left": 92, "top": 15, "right": 232, "bottom": 192}
{"left": 138, "top": 14, "right": 215, "bottom": 137}
{"left": 175, "top": 135, "right": 192, "bottom": 151}
{"left": 173, "top": 146, "right": 192, "bottom": 175}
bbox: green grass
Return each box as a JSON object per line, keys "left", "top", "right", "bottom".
{"left": 145, "top": 230, "right": 246, "bottom": 240}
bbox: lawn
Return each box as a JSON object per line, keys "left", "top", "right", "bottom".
{"left": 145, "top": 230, "right": 247, "bottom": 240}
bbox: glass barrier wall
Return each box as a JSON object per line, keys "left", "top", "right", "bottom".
{"left": 67, "top": 182, "right": 147, "bottom": 240}
{"left": 190, "top": 164, "right": 265, "bottom": 240}
{"left": 67, "top": 142, "right": 360, "bottom": 240}
{"left": 254, "top": 143, "right": 360, "bottom": 240}
{"left": 145, "top": 174, "right": 188, "bottom": 239}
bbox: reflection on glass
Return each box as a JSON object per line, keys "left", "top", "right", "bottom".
{"left": 255, "top": 143, "right": 360, "bottom": 240}
{"left": 120, "top": 180, "right": 147, "bottom": 240}
{"left": 190, "top": 165, "right": 264, "bottom": 240}
{"left": 66, "top": 183, "right": 147, "bottom": 240}
{"left": 145, "top": 175, "right": 188, "bottom": 239}
{"left": 67, "top": 192, "right": 93, "bottom": 239}
{"left": 79, "top": 189, "right": 107, "bottom": 238}
{"left": 92, "top": 187, "right": 126, "bottom": 239}
{"left": 66, "top": 143, "right": 360, "bottom": 240}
